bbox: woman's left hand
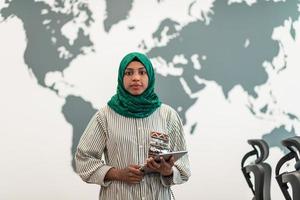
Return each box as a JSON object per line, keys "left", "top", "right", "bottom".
{"left": 146, "top": 156, "right": 175, "bottom": 176}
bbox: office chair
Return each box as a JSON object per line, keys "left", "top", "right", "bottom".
{"left": 241, "top": 139, "right": 271, "bottom": 200}
{"left": 275, "top": 136, "right": 300, "bottom": 200}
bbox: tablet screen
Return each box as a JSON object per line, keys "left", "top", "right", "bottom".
{"left": 156, "top": 150, "right": 188, "bottom": 162}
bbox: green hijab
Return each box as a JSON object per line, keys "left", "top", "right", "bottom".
{"left": 107, "top": 52, "right": 161, "bottom": 118}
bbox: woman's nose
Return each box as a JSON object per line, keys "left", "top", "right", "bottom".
{"left": 132, "top": 72, "right": 141, "bottom": 80}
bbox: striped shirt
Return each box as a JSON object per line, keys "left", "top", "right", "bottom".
{"left": 75, "top": 104, "right": 191, "bottom": 200}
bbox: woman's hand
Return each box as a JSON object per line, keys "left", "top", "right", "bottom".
{"left": 105, "top": 165, "right": 144, "bottom": 184}
{"left": 146, "top": 156, "right": 175, "bottom": 176}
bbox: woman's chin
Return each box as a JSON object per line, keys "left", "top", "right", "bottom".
{"left": 128, "top": 88, "right": 145, "bottom": 96}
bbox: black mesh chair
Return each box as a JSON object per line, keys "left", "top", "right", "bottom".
{"left": 275, "top": 136, "right": 300, "bottom": 200}
{"left": 241, "top": 139, "right": 271, "bottom": 200}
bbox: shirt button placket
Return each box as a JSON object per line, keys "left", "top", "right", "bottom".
{"left": 136, "top": 123, "right": 144, "bottom": 163}
{"left": 138, "top": 129, "right": 144, "bottom": 164}
{"left": 137, "top": 122, "right": 146, "bottom": 199}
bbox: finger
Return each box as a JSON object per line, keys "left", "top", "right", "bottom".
{"left": 131, "top": 176, "right": 143, "bottom": 181}
{"left": 130, "top": 180, "right": 141, "bottom": 184}
{"left": 147, "top": 161, "right": 159, "bottom": 170}
{"left": 127, "top": 171, "right": 133, "bottom": 177}
{"left": 128, "top": 179, "right": 139, "bottom": 184}
{"left": 130, "top": 175, "right": 143, "bottom": 181}
{"left": 128, "top": 171, "right": 143, "bottom": 178}
{"left": 133, "top": 170, "right": 144, "bottom": 176}
{"left": 147, "top": 161, "right": 155, "bottom": 169}
{"left": 146, "top": 157, "right": 160, "bottom": 170}
{"left": 160, "top": 157, "right": 173, "bottom": 169}
{"left": 159, "top": 157, "right": 169, "bottom": 168}
{"left": 160, "top": 156, "right": 167, "bottom": 165}
{"left": 129, "top": 177, "right": 143, "bottom": 183}
{"left": 148, "top": 161, "right": 160, "bottom": 169}
{"left": 145, "top": 158, "right": 152, "bottom": 166}
{"left": 128, "top": 172, "right": 142, "bottom": 179}
{"left": 149, "top": 158, "right": 161, "bottom": 168}
{"left": 129, "top": 167, "right": 144, "bottom": 176}
{"left": 168, "top": 156, "right": 175, "bottom": 166}
{"left": 130, "top": 164, "right": 141, "bottom": 169}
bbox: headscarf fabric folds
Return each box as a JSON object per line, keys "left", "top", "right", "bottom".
{"left": 108, "top": 52, "right": 161, "bottom": 118}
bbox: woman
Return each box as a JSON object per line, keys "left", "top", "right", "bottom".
{"left": 75, "top": 52, "right": 190, "bottom": 200}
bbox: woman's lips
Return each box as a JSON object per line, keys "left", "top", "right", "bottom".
{"left": 131, "top": 85, "right": 142, "bottom": 90}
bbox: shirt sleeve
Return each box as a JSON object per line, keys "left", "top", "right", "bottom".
{"left": 74, "top": 111, "right": 113, "bottom": 187}
{"left": 160, "top": 108, "right": 191, "bottom": 186}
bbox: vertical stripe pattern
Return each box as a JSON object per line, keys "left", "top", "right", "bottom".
{"left": 75, "top": 104, "right": 191, "bottom": 200}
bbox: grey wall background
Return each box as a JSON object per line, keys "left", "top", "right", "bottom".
{"left": 0, "top": 0, "right": 300, "bottom": 199}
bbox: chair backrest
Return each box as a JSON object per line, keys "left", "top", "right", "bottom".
{"left": 276, "top": 136, "right": 300, "bottom": 200}
{"left": 241, "top": 139, "right": 271, "bottom": 200}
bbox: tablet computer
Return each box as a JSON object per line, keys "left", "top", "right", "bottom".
{"left": 155, "top": 150, "right": 188, "bottom": 162}
{"left": 139, "top": 150, "right": 188, "bottom": 173}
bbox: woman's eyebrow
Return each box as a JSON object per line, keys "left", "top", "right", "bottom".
{"left": 125, "top": 67, "right": 146, "bottom": 70}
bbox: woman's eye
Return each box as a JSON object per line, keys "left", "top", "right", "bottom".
{"left": 125, "top": 71, "right": 132, "bottom": 76}
{"left": 140, "top": 71, "right": 147, "bottom": 75}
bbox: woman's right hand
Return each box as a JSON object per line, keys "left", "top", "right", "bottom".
{"left": 117, "top": 165, "right": 144, "bottom": 184}
{"left": 106, "top": 165, "right": 144, "bottom": 184}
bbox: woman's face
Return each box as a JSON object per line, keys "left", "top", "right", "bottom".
{"left": 123, "top": 61, "right": 149, "bottom": 96}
